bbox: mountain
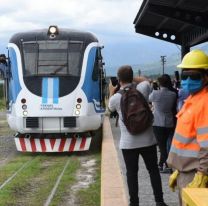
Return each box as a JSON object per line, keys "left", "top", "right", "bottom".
{"left": 104, "top": 39, "right": 208, "bottom": 77}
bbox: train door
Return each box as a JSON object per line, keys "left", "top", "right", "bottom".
{"left": 0, "top": 53, "right": 10, "bottom": 109}
{"left": 92, "top": 47, "right": 106, "bottom": 109}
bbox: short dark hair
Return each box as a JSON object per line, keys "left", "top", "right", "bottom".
{"left": 117, "top": 65, "right": 133, "bottom": 83}
{"left": 158, "top": 74, "right": 172, "bottom": 88}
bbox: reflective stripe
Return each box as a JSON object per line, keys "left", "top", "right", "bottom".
{"left": 174, "top": 133, "right": 197, "bottom": 144}
{"left": 170, "top": 145, "right": 198, "bottom": 157}
{"left": 199, "top": 140, "right": 208, "bottom": 147}
{"left": 197, "top": 127, "right": 208, "bottom": 135}
{"left": 42, "top": 78, "right": 48, "bottom": 104}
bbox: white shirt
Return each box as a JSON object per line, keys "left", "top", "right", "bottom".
{"left": 108, "top": 82, "right": 156, "bottom": 149}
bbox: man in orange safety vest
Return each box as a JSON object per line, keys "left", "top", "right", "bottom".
{"left": 167, "top": 49, "right": 208, "bottom": 206}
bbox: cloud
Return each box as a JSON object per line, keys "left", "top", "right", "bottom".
{"left": 2, "top": 0, "right": 173, "bottom": 69}
{"left": 0, "top": 0, "right": 142, "bottom": 40}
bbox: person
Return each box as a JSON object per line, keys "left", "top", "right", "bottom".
{"left": 108, "top": 65, "right": 168, "bottom": 206}
{"left": 177, "top": 88, "right": 189, "bottom": 111}
{"left": 161, "top": 74, "right": 178, "bottom": 155}
{"left": 149, "top": 74, "right": 177, "bottom": 173}
{"left": 0, "top": 54, "right": 9, "bottom": 79}
{"left": 0, "top": 54, "right": 7, "bottom": 66}
{"left": 133, "top": 76, "right": 151, "bottom": 101}
{"left": 167, "top": 49, "right": 208, "bottom": 206}
{"left": 152, "top": 80, "right": 159, "bottom": 90}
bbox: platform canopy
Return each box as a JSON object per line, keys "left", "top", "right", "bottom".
{"left": 133, "top": 0, "right": 208, "bottom": 56}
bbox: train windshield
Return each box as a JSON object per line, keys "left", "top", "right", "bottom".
{"left": 22, "top": 40, "right": 83, "bottom": 76}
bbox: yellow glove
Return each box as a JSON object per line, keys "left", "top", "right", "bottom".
{"left": 187, "top": 172, "right": 208, "bottom": 188}
{"left": 169, "top": 170, "right": 179, "bottom": 192}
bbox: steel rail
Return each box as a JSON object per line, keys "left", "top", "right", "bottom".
{"left": 44, "top": 158, "right": 70, "bottom": 206}
{"left": 0, "top": 158, "right": 35, "bottom": 190}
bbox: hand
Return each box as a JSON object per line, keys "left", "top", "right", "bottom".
{"left": 109, "top": 81, "right": 118, "bottom": 97}
{"left": 169, "top": 170, "right": 179, "bottom": 192}
{"left": 187, "top": 172, "right": 208, "bottom": 188}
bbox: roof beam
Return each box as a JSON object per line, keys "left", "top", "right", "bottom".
{"left": 148, "top": 3, "right": 208, "bottom": 29}
{"left": 183, "top": 28, "right": 208, "bottom": 46}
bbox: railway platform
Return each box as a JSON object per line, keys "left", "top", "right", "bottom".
{"left": 101, "top": 116, "right": 178, "bottom": 206}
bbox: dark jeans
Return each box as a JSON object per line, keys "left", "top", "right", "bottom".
{"left": 153, "top": 126, "right": 174, "bottom": 167}
{"left": 122, "top": 145, "right": 164, "bottom": 206}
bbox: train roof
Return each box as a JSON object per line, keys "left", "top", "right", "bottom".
{"left": 9, "top": 28, "right": 98, "bottom": 47}
{"left": 134, "top": 0, "right": 208, "bottom": 47}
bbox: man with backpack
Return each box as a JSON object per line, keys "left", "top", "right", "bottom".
{"left": 108, "top": 65, "right": 168, "bottom": 206}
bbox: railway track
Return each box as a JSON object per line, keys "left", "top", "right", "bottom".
{"left": 0, "top": 113, "right": 101, "bottom": 206}
{"left": 0, "top": 158, "right": 35, "bottom": 190}
{"left": 44, "top": 158, "right": 70, "bottom": 206}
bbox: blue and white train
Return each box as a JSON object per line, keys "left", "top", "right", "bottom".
{"left": 0, "top": 26, "right": 106, "bottom": 152}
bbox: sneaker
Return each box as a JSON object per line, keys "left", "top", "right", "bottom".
{"left": 158, "top": 165, "right": 163, "bottom": 172}
{"left": 156, "top": 202, "right": 168, "bottom": 206}
{"left": 160, "top": 167, "right": 172, "bottom": 174}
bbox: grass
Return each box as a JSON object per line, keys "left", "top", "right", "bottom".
{"left": 0, "top": 98, "right": 5, "bottom": 111}
{"left": 0, "top": 155, "right": 33, "bottom": 185}
{"left": 0, "top": 110, "right": 13, "bottom": 136}
{"left": 50, "top": 156, "right": 80, "bottom": 206}
{"left": 0, "top": 96, "right": 102, "bottom": 205}
{"left": 77, "top": 153, "right": 101, "bottom": 206}
{"left": 0, "top": 153, "right": 101, "bottom": 206}
{"left": 0, "top": 154, "right": 80, "bottom": 206}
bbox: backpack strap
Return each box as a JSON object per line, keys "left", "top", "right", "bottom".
{"left": 118, "top": 83, "right": 136, "bottom": 94}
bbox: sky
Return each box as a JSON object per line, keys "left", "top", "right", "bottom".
{"left": 0, "top": 0, "right": 180, "bottom": 75}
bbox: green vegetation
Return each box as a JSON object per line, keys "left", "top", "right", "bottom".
{"left": 0, "top": 99, "right": 5, "bottom": 110}
{"left": 0, "top": 88, "right": 102, "bottom": 206}
{"left": 0, "top": 84, "right": 5, "bottom": 111}
{"left": 0, "top": 153, "right": 101, "bottom": 206}
{"left": 0, "top": 112, "right": 12, "bottom": 136}
{"left": 77, "top": 154, "right": 101, "bottom": 206}
{"left": 50, "top": 156, "right": 80, "bottom": 206}
{"left": 0, "top": 154, "right": 80, "bottom": 206}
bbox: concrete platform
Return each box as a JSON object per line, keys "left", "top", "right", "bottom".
{"left": 101, "top": 117, "right": 128, "bottom": 206}
{"left": 102, "top": 116, "right": 178, "bottom": 206}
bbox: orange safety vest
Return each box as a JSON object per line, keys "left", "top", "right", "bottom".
{"left": 167, "top": 87, "right": 208, "bottom": 173}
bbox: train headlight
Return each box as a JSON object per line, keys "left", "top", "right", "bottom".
{"left": 23, "top": 111, "right": 28, "bottom": 116}
{"left": 76, "top": 104, "right": 81, "bottom": 109}
{"left": 48, "top": 25, "right": 59, "bottom": 35}
{"left": 22, "top": 104, "right": 27, "bottom": 110}
{"left": 75, "top": 110, "right": 80, "bottom": 115}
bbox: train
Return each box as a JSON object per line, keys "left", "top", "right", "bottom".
{"left": 0, "top": 25, "right": 106, "bottom": 152}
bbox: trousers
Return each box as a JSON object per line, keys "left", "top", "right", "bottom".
{"left": 153, "top": 126, "right": 174, "bottom": 167}
{"left": 177, "top": 171, "right": 195, "bottom": 206}
{"left": 122, "top": 145, "right": 164, "bottom": 206}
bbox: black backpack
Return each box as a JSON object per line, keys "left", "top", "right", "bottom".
{"left": 119, "top": 84, "right": 153, "bottom": 135}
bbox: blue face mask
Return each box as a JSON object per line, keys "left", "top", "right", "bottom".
{"left": 181, "top": 77, "right": 203, "bottom": 94}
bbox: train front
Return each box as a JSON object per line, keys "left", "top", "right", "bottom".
{"left": 6, "top": 26, "right": 106, "bottom": 152}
